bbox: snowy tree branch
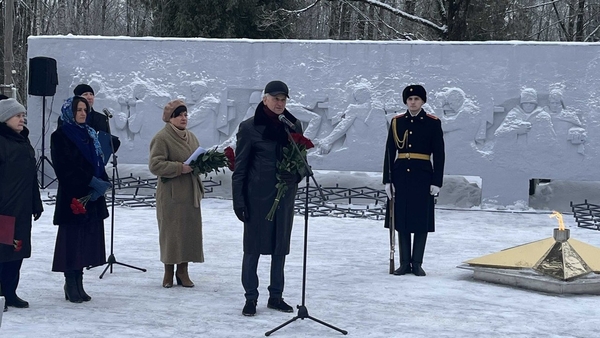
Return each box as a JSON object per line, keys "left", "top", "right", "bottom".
{"left": 584, "top": 23, "right": 600, "bottom": 42}
{"left": 341, "top": 0, "right": 448, "bottom": 34}
{"left": 272, "top": 0, "right": 321, "bottom": 14}
{"left": 552, "top": 1, "right": 571, "bottom": 40}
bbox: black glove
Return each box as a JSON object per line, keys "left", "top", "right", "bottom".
{"left": 279, "top": 172, "right": 298, "bottom": 186}
{"left": 33, "top": 212, "right": 42, "bottom": 221}
{"left": 234, "top": 207, "right": 249, "bottom": 222}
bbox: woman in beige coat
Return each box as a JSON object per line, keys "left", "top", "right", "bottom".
{"left": 149, "top": 99, "right": 204, "bottom": 288}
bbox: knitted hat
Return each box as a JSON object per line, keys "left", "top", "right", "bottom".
{"left": 0, "top": 98, "right": 26, "bottom": 123}
{"left": 264, "top": 80, "right": 289, "bottom": 98}
{"left": 520, "top": 88, "right": 537, "bottom": 104}
{"left": 402, "top": 85, "right": 427, "bottom": 104}
{"left": 73, "top": 84, "right": 95, "bottom": 96}
{"left": 163, "top": 99, "right": 187, "bottom": 122}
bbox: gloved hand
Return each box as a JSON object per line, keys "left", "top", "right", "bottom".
{"left": 385, "top": 183, "right": 394, "bottom": 200}
{"left": 89, "top": 177, "right": 111, "bottom": 195}
{"left": 279, "top": 172, "right": 298, "bottom": 186}
{"left": 430, "top": 185, "right": 440, "bottom": 196}
{"left": 234, "top": 207, "right": 249, "bottom": 222}
{"left": 33, "top": 212, "right": 42, "bottom": 221}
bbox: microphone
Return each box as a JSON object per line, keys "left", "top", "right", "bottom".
{"left": 278, "top": 114, "right": 296, "bottom": 130}
{"left": 102, "top": 108, "right": 113, "bottom": 118}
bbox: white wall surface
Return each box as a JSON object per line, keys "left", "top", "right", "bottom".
{"left": 26, "top": 36, "right": 600, "bottom": 206}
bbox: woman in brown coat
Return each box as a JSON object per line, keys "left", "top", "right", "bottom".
{"left": 149, "top": 99, "right": 204, "bottom": 288}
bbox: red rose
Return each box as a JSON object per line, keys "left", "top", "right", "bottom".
{"left": 291, "top": 133, "right": 315, "bottom": 150}
{"left": 13, "top": 239, "right": 22, "bottom": 252}
{"left": 70, "top": 195, "right": 90, "bottom": 215}
{"left": 224, "top": 146, "right": 235, "bottom": 171}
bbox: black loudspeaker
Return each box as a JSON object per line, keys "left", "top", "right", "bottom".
{"left": 28, "top": 56, "right": 58, "bottom": 96}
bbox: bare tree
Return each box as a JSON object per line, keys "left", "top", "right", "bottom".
{"left": 3, "top": 0, "right": 600, "bottom": 101}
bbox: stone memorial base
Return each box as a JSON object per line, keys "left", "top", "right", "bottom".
{"left": 457, "top": 264, "right": 600, "bottom": 295}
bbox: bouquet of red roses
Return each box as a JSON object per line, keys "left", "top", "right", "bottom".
{"left": 266, "top": 134, "right": 314, "bottom": 221}
{"left": 70, "top": 194, "right": 92, "bottom": 215}
{"left": 161, "top": 146, "right": 235, "bottom": 183}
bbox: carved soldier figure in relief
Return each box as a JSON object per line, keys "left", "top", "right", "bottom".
{"left": 494, "top": 88, "right": 544, "bottom": 146}
{"left": 542, "top": 88, "right": 586, "bottom": 154}
{"left": 435, "top": 87, "right": 480, "bottom": 145}
{"left": 184, "top": 81, "right": 220, "bottom": 148}
{"left": 316, "top": 81, "right": 374, "bottom": 155}
{"left": 218, "top": 90, "right": 262, "bottom": 151}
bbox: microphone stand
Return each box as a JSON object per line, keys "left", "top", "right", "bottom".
{"left": 265, "top": 126, "right": 347, "bottom": 336}
{"left": 94, "top": 109, "right": 147, "bottom": 278}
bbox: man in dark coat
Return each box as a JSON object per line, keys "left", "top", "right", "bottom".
{"left": 232, "top": 80, "right": 305, "bottom": 316}
{"left": 58, "top": 84, "right": 120, "bottom": 154}
{"left": 383, "top": 84, "right": 445, "bottom": 277}
{"left": 0, "top": 97, "right": 44, "bottom": 311}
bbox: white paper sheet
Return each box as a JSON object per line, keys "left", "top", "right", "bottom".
{"left": 185, "top": 146, "right": 207, "bottom": 164}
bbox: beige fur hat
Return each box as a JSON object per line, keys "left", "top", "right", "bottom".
{"left": 163, "top": 99, "right": 186, "bottom": 122}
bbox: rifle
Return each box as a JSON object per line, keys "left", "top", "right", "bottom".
{"left": 388, "top": 195, "right": 395, "bottom": 274}
{"left": 386, "top": 148, "right": 395, "bottom": 274}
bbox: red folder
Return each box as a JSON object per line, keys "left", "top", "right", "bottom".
{"left": 0, "top": 215, "right": 16, "bottom": 245}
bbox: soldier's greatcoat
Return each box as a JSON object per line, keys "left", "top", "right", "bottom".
{"left": 383, "top": 109, "right": 445, "bottom": 233}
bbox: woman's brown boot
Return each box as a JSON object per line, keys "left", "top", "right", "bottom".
{"left": 176, "top": 262, "right": 195, "bottom": 288}
{"left": 163, "top": 264, "right": 174, "bottom": 288}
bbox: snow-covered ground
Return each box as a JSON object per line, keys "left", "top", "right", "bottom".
{"left": 2, "top": 171, "right": 600, "bottom": 337}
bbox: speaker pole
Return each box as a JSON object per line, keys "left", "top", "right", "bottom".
{"left": 36, "top": 96, "right": 57, "bottom": 189}
{"left": 39, "top": 97, "right": 46, "bottom": 188}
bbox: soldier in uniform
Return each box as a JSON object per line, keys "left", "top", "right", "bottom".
{"left": 383, "top": 84, "right": 445, "bottom": 276}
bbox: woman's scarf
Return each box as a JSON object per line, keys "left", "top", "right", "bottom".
{"left": 169, "top": 122, "right": 189, "bottom": 143}
{"left": 59, "top": 97, "right": 104, "bottom": 177}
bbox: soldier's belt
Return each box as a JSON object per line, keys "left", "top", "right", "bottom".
{"left": 397, "top": 153, "right": 430, "bottom": 160}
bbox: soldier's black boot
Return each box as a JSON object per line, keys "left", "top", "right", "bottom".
{"left": 411, "top": 233, "right": 428, "bottom": 277}
{"left": 394, "top": 232, "right": 412, "bottom": 275}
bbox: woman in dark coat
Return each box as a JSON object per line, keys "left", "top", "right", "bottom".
{"left": 0, "top": 97, "right": 44, "bottom": 312}
{"left": 232, "top": 80, "right": 305, "bottom": 316}
{"left": 50, "top": 96, "right": 111, "bottom": 303}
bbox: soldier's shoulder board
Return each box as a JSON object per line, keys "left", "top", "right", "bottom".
{"left": 426, "top": 113, "right": 439, "bottom": 120}
{"left": 393, "top": 113, "right": 406, "bottom": 119}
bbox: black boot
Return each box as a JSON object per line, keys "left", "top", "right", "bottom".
{"left": 394, "top": 232, "right": 412, "bottom": 275}
{"left": 76, "top": 270, "right": 91, "bottom": 301}
{"left": 242, "top": 299, "right": 257, "bottom": 316}
{"left": 267, "top": 297, "right": 293, "bottom": 313}
{"left": 2, "top": 259, "right": 28, "bottom": 308}
{"left": 4, "top": 295, "right": 29, "bottom": 308}
{"left": 412, "top": 233, "right": 428, "bottom": 276}
{"left": 64, "top": 272, "right": 83, "bottom": 303}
